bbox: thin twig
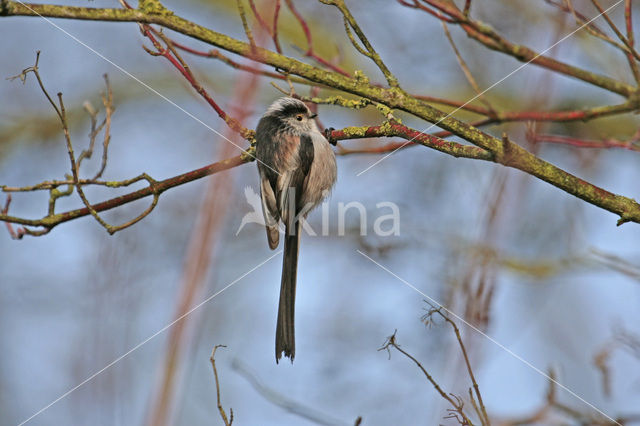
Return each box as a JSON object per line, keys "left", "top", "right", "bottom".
{"left": 237, "top": 0, "right": 257, "bottom": 52}
{"left": 623, "top": 0, "right": 640, "bottom": 83}
{"left": 284, "top": 0, "right": 351, "bottom": 76}
{"left": 379, "top": 331, "right": 476, "bottom": 425}
{"left": 547, "top": 0, "right": 630, "bottom": 54}
{"left": 76, "top": 75, "right": 114, "bottom": 180}
{"left": 407, "top": 0, "right": 635, "bottom": 96}
{"left": 1, "top": 195, "right": 24, "bottom": 239}
{"left": 534, "top": 132, "right": 640, "bottom": 151}
{"left": 248, "top": 0, "right": 273, "bottom": 36}
{"left": 589, "top": 0, "right": 640, "bottom": 82}
{"left": 142, "top": 26, "right": 253, "bottom": 139}
{"left": 0, "top": 155, "right": 247, "bottom": 235}
{"left": 423, "top": 305, "right": 490, "bottom": 425}
{"left": 272, "top": 0, "right": 282, "bottom": 53}
{"left": 589, "top": 0, "right": 638, "bottom": 56}
{"left": 441, "top": 21, "right": 495, "bottom": 114}
{"left": 321, "top": 0, "right": 399, "bottom": 87}
{"left": 284, "top": 0, "right": 311, "bottom": 53}
{"left": 232, "top": 358, "right": 349, "bottom": 426}
{"left": 210, "top": 345, "right": 233, "bottom": 426}
{"left": 5, "top": 1, "right": 640, "bottom": 227}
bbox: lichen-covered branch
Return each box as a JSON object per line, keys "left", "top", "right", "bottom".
{"left": 0, "top": 155, "right": 248, "bottom": 236}
{"left": 319, "top": 0, "right": 399, "bottom": 87}
{"left": 331, "top": 121, "right": 493, "bottom": 160}
{"left": 2, "top": 1, "right": 640, "bottom": 228}
{"left": 408, "top": 0, "right": 637, "bottom": 97}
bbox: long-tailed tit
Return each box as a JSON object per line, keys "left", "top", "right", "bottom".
{"left": 255, "top": 97, "right": 337, "bottom": 363}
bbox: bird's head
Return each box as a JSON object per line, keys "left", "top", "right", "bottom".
{"left": 264, "top": 97, "right": 318, "bottom": 133}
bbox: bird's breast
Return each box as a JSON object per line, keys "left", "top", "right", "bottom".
{"left": 302, "top": 132, "right": 337, "bottom": 209}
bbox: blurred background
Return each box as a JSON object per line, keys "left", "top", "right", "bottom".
{"left": 1, "top": 0, "right": 639, "bottom": 424}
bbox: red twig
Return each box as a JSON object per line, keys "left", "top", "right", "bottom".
{"left": 463, "top": 0, "right": 471, "bottom": 16}
{"left": 623, "top": 0, "right": 640, "bottom": 83}
{"left": 247, "top": 0, "right": 350, "bottom": 76}
{"left": 626, "top": 0, "right": 634, "bottom": 47}
{"left": 248, "top": 0, "right": 273, "bottom": 36}
{"left": 397, "top": 0, "right": 457, "bottom": 23}
{"left": 307, "top": 52, "right": 350, "bottom": 77}
{"left": 272, "top": 0, "right": 282, "bottom": 53}
{"left": 337, "top": 140, "right": 409, "bottom": 155}
{"left": 169, "top": 39, "right": 289, "bottom": 80}
{"left": 284, "top": 0, "right": 311, "bottom": 54}
{"left": 416, "top": 93, "right": 639, "bottom": 125}
{"left": 1, "top": 195, "right": 25, "bottom": 239}
{"left": 142, "top": 26, "right": 251, "bottom": 139}
{"left": 404, "top": 0, "right": 635, "bottom": 97}
{"left": 284, "top": 0, "right": 350, "bottom": 76}
{"left": 534, "top": 133, "right": 640, "bottom": 151}
{"left": 545, "top": 0, "right": 609, "bottom": 38}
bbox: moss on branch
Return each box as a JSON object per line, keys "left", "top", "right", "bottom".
{"left": 2, "top": 1, "right": 640, "bottom": 225}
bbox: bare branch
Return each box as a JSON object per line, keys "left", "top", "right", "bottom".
{"left": 237, "top": 0, "right": 257, "bottom": 51}
{"left": 210, "top": 345, "right": 233, "bottom": 426}
{"left": 320, "top": 0, "right": 399, "bottom": 87}
{"left": 4, "top": 2, "right": 640, "bottom": 229}
{"left": 232, "top": 358, "right": 347, "bottom": 426}
{"left": 422, "top": 305, "right": 490, "bottom": 425}
{"left": 441, "top": 20, "right": 495, "bottom": 114}
{"left": 379, "top": 330, "right": 477, "bottom": 425}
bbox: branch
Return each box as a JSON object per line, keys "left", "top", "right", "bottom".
{"left": 284, "top": 0, "right": 350, "bottom": 76}
{"left": 161, "top": 38, "right": 314, "bottom": 84}
{"left": 534, "top": 132, "right": 640, "bottom": 152}
{"left": 210, "top": 345, "right": 233, "bottom": 426}
{"left": 544, "top": 0, "right": 633, "bottom": 58}
{"left": 319, "top": 0, "right": 399, "bottom": 87}
{"left": 139, "top": 25, "right": 252, "bottom": 139}
{"left": 407, "top": 0, "right": 636, "bottom": 97}
{"left": 232, "top": 358, "right": 347, "bottom": 426}
{"left": 3, "top": 2, "right": 640, "bottom": 226}
{"left": 415, "top": 96, "right": 640, "bottom": 124}
{"left": 422, "top": 306, "right": 490, "bottom": 426}
{"left": 623, "top": 0, "right": 640, "bottom": 83}
{"left": 441, "top": 20, "right": 495, "bottom": 114}
{"left": 78, "top": 76, "right": 114, "bottom": 181}
{"left": 272, "top": 0, "right": 282, "bottom": 53}
{"left": 0, "top": 155, "right": 248, "bottom": 236}
{"left": 379, "top": 330, "right": 477, "bottom": 425}
{"left": 331, "top": 121, "right": 493, "bottom": 160}
{"left": 237, "top": 0, "right": 259, "bottom": 52}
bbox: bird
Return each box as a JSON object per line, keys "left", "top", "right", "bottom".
{"left": 255, "top": 97, "right": 337, "bottom": 363}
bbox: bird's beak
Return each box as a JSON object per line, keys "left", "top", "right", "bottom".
{"left": 309, "top": 113, "right": 317, "bottom": 119}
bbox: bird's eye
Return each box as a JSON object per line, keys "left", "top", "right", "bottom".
{"left": 296, "top": 114, "right": 303, "bottom": 121}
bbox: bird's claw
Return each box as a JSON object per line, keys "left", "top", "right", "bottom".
{"left": 324, "top": 127, "right": 337, "bottom": 146}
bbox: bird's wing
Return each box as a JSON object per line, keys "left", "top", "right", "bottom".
{"left": 259, "top": 170, "right": 280, "bottom": 250}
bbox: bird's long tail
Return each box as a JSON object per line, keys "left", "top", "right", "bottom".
{"left": 275, "top": 220, "right": 301, "bottom": 363}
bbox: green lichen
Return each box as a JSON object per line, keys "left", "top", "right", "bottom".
{"left": 3, "top": 1, "right": 640, "bottom": 225}
{"left": 241, "top": 145, "right": 257, "bottom": 162}
{"left": 340, "top": 125, "right": 369, "bottom": 138}
{"left": 138, "top": 0, "right": 172, "bottom": 16}
{"left": 378, "top": 120, "right": 394, "bottom": 134}
{"left": 375, "top": 103, "right": 401, "bottom": 122}
{"left": 308, "top": 95, "right": 371, "bottom": 109}
{"left": 353, "top": 70, "right": 369, "bottom": 85}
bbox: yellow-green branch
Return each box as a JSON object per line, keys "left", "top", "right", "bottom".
{"left": 2, "top": 1, "right": 640, "bottom": 225}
